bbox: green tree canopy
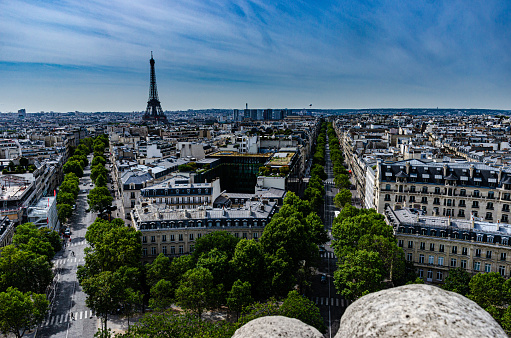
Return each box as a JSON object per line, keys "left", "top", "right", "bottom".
{"left": 0, "top": 245, "right": 52, "bottom": 294}
{"left": 227, "top": 280, "right": 253, "bottom": 321}
{"left": 87, "top": 186, "right": 113, "bottom": 213}
{"left": 57, "top": 191, "right": 75, "bottom": 206}
{"left": 0, "top": 287, "right": 49, "bottom": 338}
{"left": 280, "top": 290, "right": 326, "bottom": 333}
{"left": 230, "top": 239, "right": 265, "bottom": 299}
{"left": 149, "top": 279, "right": 174, "bottom": 311}
{"left": 175, "top": 267, "right": 220, "bottom": 318}
{"left": 333, "top": 249, "right": 385, "bottom": 300}
{"left": 443, "top": 267, "right": 471, "bottom": 296}
{"left": 469, "top": 272, "right": 506, "bottom": 309}
{"left": 63, "top": 160, "right": 84, "bottom": 178}
{"left": 95, "top": 173, "right": 107, "bottom": 187}
{"left": 92, "top": 156, "right": 106, "bottom": 167}
{"left": 91, "top": 164, "right": 108, "bottom": 183}
{"left": 192, "top": 231, "right": 239, "bottom": 261}
{"left": 334, "top": 189, "right": 352, "bottom": 209}
{"left": 146, "top": 253, "right": 172, "bottom": 287}
{"left": 57, "top": 203, "right": 73, "bottom": 224}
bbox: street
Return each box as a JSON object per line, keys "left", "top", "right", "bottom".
{"left": 32, "top": 160, "right": 99, "bottom": 338}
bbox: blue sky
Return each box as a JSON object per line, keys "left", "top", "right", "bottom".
{"left": 1, "top": 0, "right": 510, "bottom": 112}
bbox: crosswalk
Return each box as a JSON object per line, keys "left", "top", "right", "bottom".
{"left": 320, "top": 251, "right": 336, "bottom": 259}
{"left": 53, "top": 257, "right": 84, "bottom": 266}
{"left": 41, "top": 310, "right": 95, "bottom": 327}
{"left": 67, "top": 240, "right": 87, "bottom": 247}
{"left": 313, "top": 296, "right": 350, "bottom": 308}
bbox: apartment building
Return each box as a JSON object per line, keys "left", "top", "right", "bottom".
{"left": 375, "top": 159, "right": 511, "bottom": 223}
{"left": 131, "top": 200, "right": 277, "bottom": 262}
{"left": 386, "top": 207, "right": 511, "bottom": 284}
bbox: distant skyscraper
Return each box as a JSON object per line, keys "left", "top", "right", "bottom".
{"left": 142, "top": 52, "right": 168, "bottom": 124}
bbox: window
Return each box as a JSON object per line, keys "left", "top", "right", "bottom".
{"left": 458, "top": 209, "right": 465, "bottom": 217}
{"left": 486, "top": 251, "right": 492, "bottom": 259}
{"left": 452, "top": 246, "right": 457, "bottom": 254}
{"left": 501, "top": 253, "right": 507, "bottom": 261}
{"left": 488, "top": 191, "right": 495, "bottom": 199}
{"left": 504, "top": 193, "right": 511, "bottom": 201}
{"left": 419, "top": 254, "right": 425, "bottom": 264}
{"left": 438, "top": 257, "right": 444, "bottom": 266}
{"left": 151, "top": 236, "right": 156, "bottom": 243}
{"left": 408, "top": 241, "right": 413, "bottom": 249}
{"left": 179, "top": 245, "right": 184, "bottom": 254}
{"left": 461, "top": 260, "right": 467, "bottom": 269}
{"left": 504, "top": 204, "right": 510, "bottom": 212}
{"left": 421, "top": 197, "right": 428, "bottom": 204}
{"left": 472, "top": 201, "right": 479, "bottom": 208}
{"left": 460, "top": 189, "right": 466, "bottom": 196}
{"left": 474, "top": 262, "right": 481, "bottom": 271}
{"left": 439, "top": 244, "right": 444, "bottom": 252}
{"left": 410, "top": 196, "right": 416, "bottom": 203}
{"left": 459, "top": 200, "right": 466, "bottom": 207}
{"left": 253, "top": 232, "right": 258, "bottom": 239}
{"left": 142, "top": 248, "right": 147, "bottom": 256}
{"left": 398, "top": 240, "right": 404, "bottom": 247}
{"left": 433, "top": 197, "right": 440, "bottom": 205}
{"left": 475, "top": 249, "right": 481, "bottom": 257}
{"left": 428, "top": 255, "right": 434, "bottom": 265}
{"left": 451, "top": 258, "right": 457, "bottom": 267}
{"left": 178, "top": 234, "right": 183, "bottom": 241}
{"left": 485, "top": 263, "right": 491, "bottom": 273}
{"left": 142, "top": 236, "right": 147, "bottom": 243}
{"left": 462, "top": 247, "right": 468, "bottom": 255}
{"left": 427, "top": 270, "right": 433, "bottom": 280}
{"left": 473, "top": 190, "right": 480, "bottom": 197}
{"left": 151, "top": 247, "right": 156, "bottom": 256}
{"left": 422, "top": 186, "right": 428, "bottom": 193}
{"left": 170, "top": 234, "right": 175, "bottom": 242}
{"left": 499, "top": 266, "right": 506, "bottom": 276}
{"left": 486, "top": 212, "right": 493, "bottom": 220}
{"left": 170, "top": 246, "right": 175, "bottom": 254}
{"left": 385, "top": 184, "right": 391, "bottom": 191}
{"left": 189, "top": 233, "right": 194, "bottom": 241}
{"left": 407, "top": 253, "right": 413, "bottom": 261}
{"left": 420, "top": 242, "right": 425, "bottom": 250}
{"left": 418, "top": 269, "right": 424, "bottom": 278}
{"left": 435, "top": 187, "right": 440, "bottom": 194}
{"left": 502, "top": 215, "right": 509, "bottom": 223}
{"left": 410, "top": 186, "right": 416, "bottom": 192}
{"left": 162, "top": 235, "right": 167, "bottom": 242}
{"left": 436, "top": 271, "right": 443, "bottom": 281}
{"left": 430, "top": 243, "right": 435, "bottom": 251}
{"left": 384, "top": 193, "right": 391, "bottom": 201}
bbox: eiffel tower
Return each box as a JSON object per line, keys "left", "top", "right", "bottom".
{"left": 142, "top": 52, "right": 168, "bottom": 123}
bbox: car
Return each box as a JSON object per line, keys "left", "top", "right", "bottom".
{"left": 319, "top": 245, "right": 326, "bottom": 254}
{"left": 64, "top": 229, "right": 71, "bottom": 238}
{"left": 320, "top": 274, "right": 327, "bottom": 284}
{"left": 90, "top": 182, "right": 94, "bottom": 187}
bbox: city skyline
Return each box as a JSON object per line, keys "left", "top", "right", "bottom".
{"left": 1, "top": 0, "right": 510, "bottom": 112}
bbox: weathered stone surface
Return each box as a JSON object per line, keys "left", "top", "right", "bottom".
{"left": 232, "top": 315, "right": 323, "bottom": 338}
{"left": 335, "top": 284, "right": 507, "bottom": 338}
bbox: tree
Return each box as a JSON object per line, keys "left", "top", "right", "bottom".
{"left": 443, "top": 267, "right": 471, "bottom": 296}
{"left": 192, "top": 231, "right": 239, "bottom": 261}
{"left": 175, "top": 267, "right": 219, "bottom": 318}
{"left": 333, "top": 249, "right": 385, "bottom": 300}
{"left": 334, "top": 189, "right": 352, "bottom": 209}
{"left": 469, "top": 272, "right": 506, "bottom": 309}
{"left": 57, "top": 203, "right": 73, "bottom": 224}
{"left": 81, "top": 270, "right": 126, "bottom": 334}
{"left": 334, "top": 174, "right": 350, "bottom": 190}
{"left": 39, "top": 227, "right": 62, "bottom": 254}
{"left": 0, "top": 287, "right": 49, "bottom": 338}
{"left": 0, "top": 245, "right": 53, "bottom": 294}
{"left": 92, "top": 156, "right": 106, "bottom": 167}
{"left": 230, "top": 239, "right": 265, "bottom": 299}
{"left": 91, "top": 164, "right": 107, "bottom": 183}
{"left": 57, "top": 192, "right": 75, "bottom": 206}
{"left": 95, "top": 173, "right": 107, "bottom": 187}
{"left": 197, "top": 248, "right": 233, "bottom": 292}
{"left": 310, "top": 164, "right": 327, "bottom": 180}
{"left": 149, "top": 279, "right": 174, "bottom": 311}
{"left": 87, "top": 186, "right": 113, "bottom": 213}
{"left": 63, "top": 160, "right": 84, "bottom": 178}
{"left": 357, "top": 234, "right": 404, "bottom": 283}
{"left": 280, "top": 290, "right": 326, "bottom": 333}
{"left": 227, "top": 280, "right": 253, "bottom": 321}
{"left": 145, "top": 253, "right": 172, "bottom": 287}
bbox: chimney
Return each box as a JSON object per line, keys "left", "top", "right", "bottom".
{"left": 469, "top": 164, "right": 475, "bottom": 178}
{"left": 406, "top": 162, "right": 410, "bottom": 175}
{"left": 498, "top": 168, "right": 503, "bottom": 184}
{"left": 443, "top": 164, "right": 448, "bottom": 177}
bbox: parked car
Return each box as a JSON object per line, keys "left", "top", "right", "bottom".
{"left": 64, "top": 229, "right": 71, "bottom": 238}
{"left": 320, "top": 274, "right": 327, "bottom": 284}
{"left": 90, "top": 182, "right": 94, "bottom": 187}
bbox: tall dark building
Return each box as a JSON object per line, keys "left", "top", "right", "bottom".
{"left": 142, "top": 52, "right": 168, "bottom": 123}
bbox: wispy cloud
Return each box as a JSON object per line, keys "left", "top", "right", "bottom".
{"left": 0, "top": 0, "right": 510, "bottom": 111}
